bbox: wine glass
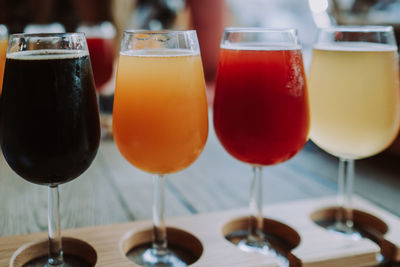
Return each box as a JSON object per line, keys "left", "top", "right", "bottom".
{"left": 308, "top": 26, "right": 400, "bottom": 237}
{"left": 0, "top": 33, "right": 100, "bottom": 266}
{"left": 113, "top": 30, "right": 208, "bottom": 266}
{"left": 213, "top": 28, "right": 310, "bottom": 254}
{"left": 76, "top": 22, "right": 116, "bottom": 138}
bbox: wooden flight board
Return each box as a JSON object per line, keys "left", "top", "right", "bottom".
{"left": 1, "top": 196, "right": 399, "bottom": 267}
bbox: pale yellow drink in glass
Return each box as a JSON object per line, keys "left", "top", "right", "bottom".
{"left": 0, "top": 38, "right": 8, "bottom": 93}
{"left": 308, "top": 42, "right": 400, "bottom": 159}
{"left": 113, "top": 50, "right": 208, "bottom": 174}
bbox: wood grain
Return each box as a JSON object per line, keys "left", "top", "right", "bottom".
{"left": 2, "top": 196, "right": 396, "bottom": 267}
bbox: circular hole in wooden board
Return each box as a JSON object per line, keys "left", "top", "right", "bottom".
{"left": 310, "top": 206, "right": 397, "bottom": 261}
{"left": 121, "top": 227, "right": 203, "bottom": 266}
{"left": 222, "top": 216, "right": 302, "bottom": 266}
{"left": 10, "top": 237, "right": 97, "bottom": 267}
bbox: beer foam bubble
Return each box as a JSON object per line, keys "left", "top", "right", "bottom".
{"left": 314, "top": 42, "right": 397, "bottom": 52}
{"left": 7, "top": 49, "right": 89, "bottom": 60}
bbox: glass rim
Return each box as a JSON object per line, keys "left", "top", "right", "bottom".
{"left": 318, "top": 25, "right": 394, "bottom": 33}
{"left": 9, "top": 32, "right": 86, "bottom": 39}
{"left": 223, "top": 27, "right": 297, "bottom": 33}
{"left": 123, "top": 29, "right": 197, "bottom": 35}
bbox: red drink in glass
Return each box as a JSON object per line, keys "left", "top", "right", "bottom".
{"left": 213, "top": 48, "right": 309, "bottom": 165}
{"left": 86, "top": 37, "right": 115, "bottom": 91}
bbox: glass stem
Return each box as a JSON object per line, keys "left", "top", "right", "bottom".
{"left": 48, "top": 185, "right": 64, "bottom": 266}
{"left": 152, "top": 175, "right": 168, "bottom": 255}
{"left": 248, "top": 166, "right": 264, "bottom": 242}
{"left": 337, "top": 158, "right": 355, "bottom": 229}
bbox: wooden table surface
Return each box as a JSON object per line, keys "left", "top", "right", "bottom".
{"left": 0, "top": 111, "right": 400, "bottom": 237}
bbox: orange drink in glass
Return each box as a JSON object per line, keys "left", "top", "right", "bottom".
{"left": 112, "top": 30, "right": 208, "bottom": 266}
{"left": 113, "top": 51, "right": 208, "bottom": 174}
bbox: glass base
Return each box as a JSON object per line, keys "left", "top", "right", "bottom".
{"left": 237, "top": 238, "right": 273, "bottom": 255}
{"left": 327, "top": 221, "right": 362, "bottom": 240}
{"left": 22, "top": 255, "right": 93, "bottom": 267}
{"left": 226, "top": 228, "right": 285, "bottom": 257}
{"left": 141, "top": 248, "right": 187, "bottom": 267}
{"left": 237, "top": 237, "right": 289, "bottom": 267}
{"left": 127, "top": 245, "right": 192, "bottom": 267}
{"left": 225, "top": 229, "right": 293, "bottom": 266}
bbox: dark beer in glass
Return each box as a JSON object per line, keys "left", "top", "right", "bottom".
{"left": 0, "top": 33, "right": 100, "bottom": 266}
